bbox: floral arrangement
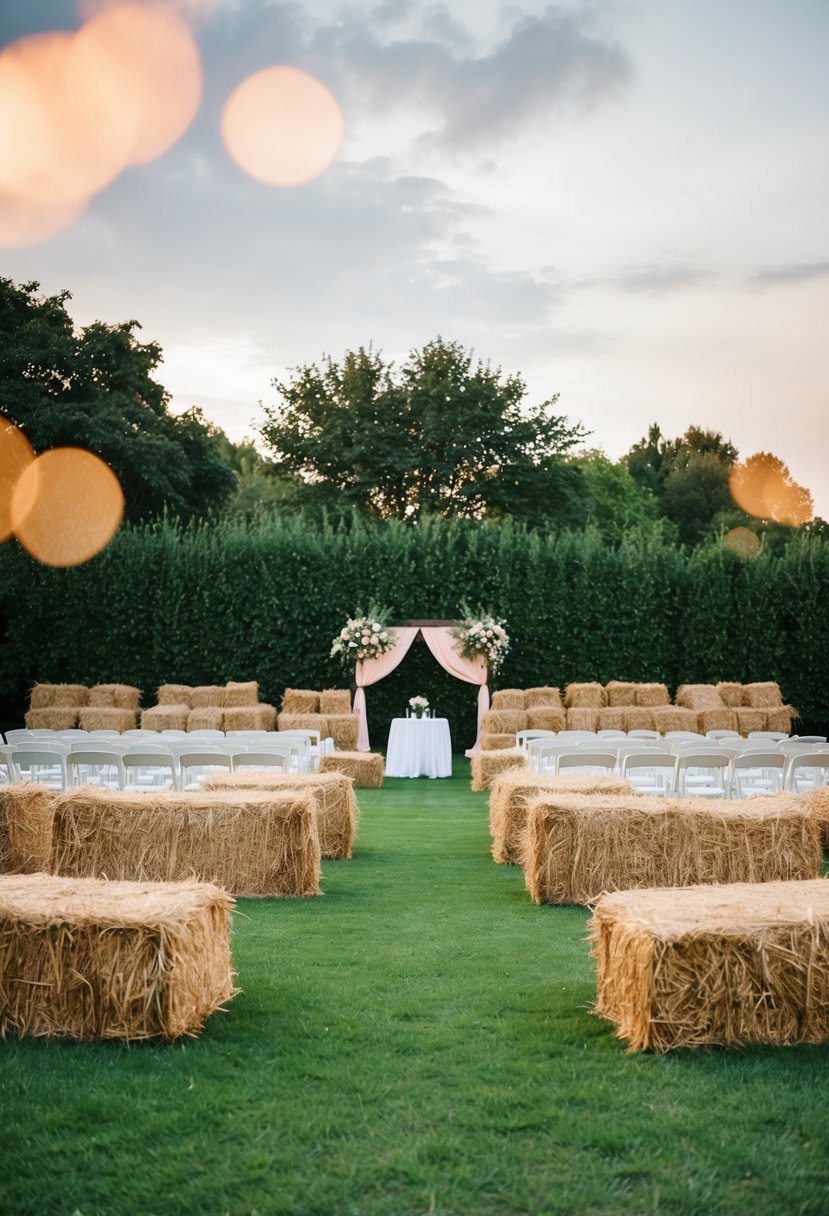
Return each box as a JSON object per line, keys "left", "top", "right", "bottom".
{"left": 330, "top": 612, "right": 395, "bottom": 666}
{"left": 408, "top": 695, "right": 429, "bottom": 718}
{"left": 452, "top": 613, "right": 510, "bottom": 674}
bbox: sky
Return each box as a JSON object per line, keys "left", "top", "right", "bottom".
{"left": 2, "top": 0, "right": 828, "bottom": 518}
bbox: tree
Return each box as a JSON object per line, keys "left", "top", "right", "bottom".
{"left": 568, "top": 449, "right": 668, "bottom": 543}
{"left": 260, "top": 337, "right": 588, "bottom": 524}
{"left": 0, "top": 278, "right": 237, "bottom": 521}
{"left": 625, "top": 424, "right": 737, "bottom": 545}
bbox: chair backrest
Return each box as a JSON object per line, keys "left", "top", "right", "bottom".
{"left": 11, "top": 748, "right": 69, "bottom": 787}
{"left": 556, "top": 751, "right": 618, "bottom": 773}
{"left": 621, "top": 752, "right": 677, "bottom": 772}
{"left": 620, "top": 751, "right": 678, "bottom": 795}
{"left": 747, "top": 731, "right": 789, "bottom": 741}
{"left": 527, "top": 742, "right": 577, "bottom": 773}
{"left": 89, "top": 730, "right": 121, "bottom": 739}
{"left": 5, "top": 729, "right": 45, "bottom": 744}
{"left": 627, "top": 729, "right": 660, "bottom": 740}
{"left": 232, "top": 751, "right": 290, "bottom": 772}
{"left": 225, "top": 730, "right": 269, "bottom": 739}
{"left": 791, "top": 735, "right": 827, "bottom": 743}
{"left": 56, "top": 729, "right": 90, "bottom": 740}
{"left": 244, "top": 739, "right": 307, "bottom": 770}
{"left": 675, "top": 751, "right": 733, "bottom": 797}
{"left": 557, "top": 731, "right": 599, "bottom": 742}
{"left": 785, "top": 752, "right": 829, "bottom": 791}
{"left": 597, "top": 730, "right": 627, "bottom": 740}
{"left": 0, "top": 746, "right": 16, "bottom": 782}
{"left": 121, "top": 729, "right": 158, "bottom": 739}
{"left": 122, "top": 751, "right": 178, "bottom": 790}
{"left": 664, "top": 731, "right": 705, "bottom": 741}
{"left": 67, "top": 750, "right": 126, "bottom": 788}
{"left": 177, "top": 750, "right": 234, "bottom": 788}
{"left": 188, "top": 729, "right": 226, "bottom": 740}
{"left": 705, "top": 730, "right": 740, "bottom": 739}
{"left": 160, "top": 730, "right": 189, "bottom": 739}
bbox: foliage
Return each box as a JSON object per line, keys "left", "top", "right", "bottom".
{"left": 452, "top": 613, "right": 510, "bottom": 675}
{"left": 568, "top": 448, "right": 667, "bottom": 543}
{"left": 330, "top": 611, "right": 394, "bottom": 666}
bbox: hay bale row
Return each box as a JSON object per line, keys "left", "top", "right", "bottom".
{"left": 490, "top": 687, "right": 563, "bottom": 710}
{"left": 87, "top": 684, "right": 142, "bottom": 710}
{"left": 140, "top": 705, "right": 278, "bottom": 732}
{"left": 523, "top": 793, "right": 819, "bottom": 906}
{"left": 25, "top": 708, "right": 79, "bottom": 731}
{"left": 590, "top": 879, "right": 829, "bottom": 1051}
{"left": 281, "top": 689, "right": 352, "bottom": 715}
{"left": 480, "top": 732, "right": 516, "bottom": 751}
{"left": 29, "top": 684, "right": 90, "bottom": 709}
{"left": 276, "top": 712, "right": 358, "bottom": 750}
{"left": 715, "top": 681, "right": 785, "bottom": 708}
{"left": 470, "top": 749, "right": 525, "bottom": 792}
{"left": 0, "top": 873, "right": 237, "bottom": 1041}
{"left": 675, "top": 684, "right": 725, "bottom": 710}
{"left": 319, "top": 752, "right": 384, "bottom": 788}
{"left": 564, "top": 682, "right": 606, "bottom": 709}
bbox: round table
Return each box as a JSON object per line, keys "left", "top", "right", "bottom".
{"left": 385, "top": 717, "right": 452, "bottom": 779}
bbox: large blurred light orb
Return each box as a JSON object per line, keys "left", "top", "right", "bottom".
{"left": 723, "top": 526, "right": 761, "bottom": 559}
{"left": 11, "top": 448, "right": 124, "bottom": 567}
{"left": 729, "top": 454, "right": 813, "bottom": 527}
{"left": 0, "top": 421, "right": 35, "bottom": 542}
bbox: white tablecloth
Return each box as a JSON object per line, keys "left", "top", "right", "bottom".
{"left": 385, "top": 717, "right": 452, "bottom": 779}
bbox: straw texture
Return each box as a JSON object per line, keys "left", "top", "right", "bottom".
{"left": 716, "top": 682, "right": 745, "bottom": 707}
{"left": 470, "top": 749, "right": 525, "bottom": 792}
{"left": 77, "top": 707, "right": 136, "bottom": 732}
{"left": 696, "top": 708, "right": 737, "bottom": 734}
{"left": 325, "top": 714, "right": 359, "bottom": 751}
{"left": 319, "top": 689, "right": 352, "bottom": 715}
{"left": 484, "top": 710, "right": 527, "bottom": 735}
{"left": 282, "top": 689, "right": 321, "bottom": 714}
{"left": 651, "top": 706, "right": 698, "bottom": 733}
{"left": 0, "top": 873, "right": 237, "bottom": 1041}
{"left": 187, "top": 707, "right": 226, "bottom": 731}
{"left": 0, "top": 784, "right": 56, "bottom": 874}
{"left": 224, "top": 704, "right": 277, "bottom": 732}
{"left": 605, "top": 681, "right": 636, "bottom": 707}
{"left": 524, "top": 793, "right": 820, "bottom": 906}
{"left": 223, "top": 681, "right": 259, "bottom": 707}
{"left": 88, "top": 684, "right": 141, "bottom": 710}
{"left": 157, "top": 684, "right": 193, "bottom": 706}
{"left": 481, "top": 732, "right": 517, "bottom": 751}
{"left": 565, "top": 708, "right": 599, "bottom": 731}
{"left": 564, "top": 683, "right": 606, "bottom": 708}
{"left": 29, "top": 683, "right": 89, "bottom": 709}
{"left": 524, "top": 687, "right": 563, "bottom": 709}
{"left": 675, "top": 684, "right": 724, "bottom": 710}
{"left": 526, "top": 708, "right": 566, "bottom": 732}
{"left": 597, "top": 708, "right": 626, "bottom": 732}
{"left": 743, "top": 682, "right": 783, "bottom": 708}
{"left": 25, "top": 709, "right": 78, "bottom": 731}
{"left": 804, "top": 788, "right": 829, "bottom": 848}
{"left": 50, "top": 787, "right": 322, "bottom": 898}
{"left": 635, "top": 683, "right": 669, "bottom": 707}
{"left": 190, "top": 685, "right": 226, "bottom": 709}
{"left": 320, "top": 752, "right": 384, "bottom": 788}
{"left": 590, "top": 879, "right": 829, "bottom": 1051}
{"left": 491, "top": 690, "right": 526, "bottom": 710}
{"left": 278, "top": 713, "right": 327, "bottom": 734}
{"left": 765, "top": 706, "right": 797, "bottom": 733}
{"left": 734, "top": 708, "right": 767, "bottom": 735}
{"left": 620, "top": 708, "right": 655, "bottom": 731}
{"left": 141, "top": 705, "right": 190, "bottom": 731}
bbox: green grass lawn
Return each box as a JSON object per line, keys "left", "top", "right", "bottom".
{"left": 1, "top": 761, "right": 828, "bottom": 1216}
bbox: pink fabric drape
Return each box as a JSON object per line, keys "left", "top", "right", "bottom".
{"left": 421, "top": 627, "right": 490, "bottom": 756}
{"left": 354, "top": 627, "right": 419, "bottom": 750}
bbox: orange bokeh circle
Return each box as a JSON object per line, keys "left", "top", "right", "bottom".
{"left": 729, "top": 455, "right": 813, "bottom": 527}
{"left": 0, "top": 421, "right": 35, "bottom": 542}
{"left": 11, "top": 447, "right": 124, "bottom": 567}
{"left": 723, "top": 526, "right": 761, "bottom": 559}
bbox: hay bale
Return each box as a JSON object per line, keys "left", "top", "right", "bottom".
{"left": 470, "top": 749, "right": 525, "bottom": 792}
{"left": 734, "top": 708, "right": 768, "bottom": 735}
{"left": 319, "top": 752, "right": 383, "bottom": 788}
{"left": 325, "top": 714, "right": 359, "bottom": 751}
{"left": 484, "top": 709, "right": 527, "bottom": 735}
{"left": 675, "top": 684, "right": 724, "bottom": 710}
{"left": 223, "top": 681, "right": 259, "bottom": 707}
{"left": 223, "top": 704, "right": 277, "bottom": 732}
{"left": 524, "top": 793, "right": 819, "bottom": 906}
{"left": 187, "top": 707, "right": 226, "bottom": 732}
{"left": 635, "top": 683, "right": 669, "bottom": 707}
{"left": 605, "top": 681, "right": 636, "bottom": 707}
{"left": 157, "top": 684, "right": 193, "bottom": 706}
{"left": 524, "top": 687, "right": 563, "bottom": 709}
{"left": 590, "top": 879, "right": 829, "bottom": 1051}
{"left": 88, "top": 684, "right": 141, "bottom": 710}
{"left": 565, "top": 708, "right": 599, "bottom": 731}
{"left": 564, "top": 683, "right": 606, "bottom": 708}
{"left": 0, "top": 873, "right": 237, "bottom": 1041}
{"left": 695, "top": 708, "right": 738, "bottom": 733}
{"left": 0, "top": 784, "right": 56, "bottom": 874}
{"left": 651, "top": 706, "right": 698, "bottom": 733}
{"left": 489, "top": 769, "right": 634, "bottom": 865}
{"left": 743, "top": 681, "right": 783, "bottom": 708}
{"left": 203, "top": 770, "right": 358, "bottom": 860}
{"left": 765, "top": 706, "right": 797, "bottom": 734}
{"left": 597, "top": 707, "right": 626, "bottom": 732}
{"left": 77, "top": 707, "right": 137, "bottom": 732}
{"left": 29, "top": 683, "right": 89, "bottom": 709}
{"left": 282, "top": 689, "right": 321, "bottom": 714}
{"left": 277, "top": 712, "right": 327, "bottom": 734}
{"left": 51, "top": 786, "right": 321, "bottom": 898}
{"left": 481, "top": 733, "right": 517, "bottom": 751}
{"left": 140, "top": 705, "right": 190, "bottom": 732}
{"left": 526, "top": 708, "right": 566, "bottom": 732}
{"left": 491, "top": 689, "right": 526, "bottom": 710}
{"left": 619, "top": 708, "right": 655, "bottom": 732}
{"left": 25, "top": 708, "right": 78, "bottom": 731}
{"left": 804, "top": 788, "right": 829, "bottom": 849}
{"left": 319, "top": 689, "right": 352, "bottom": 715}
{"left": 716, "top": 682, "right": 745, "bottom": 707}
{"left": 190, "top": 685, "right": 226, "bottom": 709}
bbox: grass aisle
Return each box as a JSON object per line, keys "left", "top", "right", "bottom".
{"left": 1, "top": 763, "right": 828, "bottom": 1215}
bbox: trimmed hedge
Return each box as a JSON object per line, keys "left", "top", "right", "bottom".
{"left": 1, "top": 516, "right": 827, "bottom": 744}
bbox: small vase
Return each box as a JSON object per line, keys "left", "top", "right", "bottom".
{"left": 413, "top": 709, "right": 423, "bottom": 719}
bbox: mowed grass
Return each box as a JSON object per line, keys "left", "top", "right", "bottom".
{"left": 1, "top": 761, "right": 828, "bottom": 1216}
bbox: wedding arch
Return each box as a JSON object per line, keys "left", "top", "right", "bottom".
{"left": 353, "top": 620, "right": 490, "bottom": 756}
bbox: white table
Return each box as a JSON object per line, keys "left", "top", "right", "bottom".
{"left": 385, "top": 717, "right": 452, "bottom": 779}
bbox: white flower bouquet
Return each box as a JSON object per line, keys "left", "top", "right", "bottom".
{"left": 408, "top": 695, "right": 429, "bottom": 718}
{"left": 452, "top": 614, "right": 510, "bottom": 674}
{"left": 330, "top": 612, "right": 395, "bottom": 666}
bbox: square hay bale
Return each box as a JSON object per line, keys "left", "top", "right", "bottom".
{"left": 0, "top": 873, "right": 237, "bottom": 1041}
{"left": 470, "top": 749, "right": 525, "bottom": 792}
{"left": 141, "top": 704, "right": 190, "bottom": 732}
{"left": 481, "top": 732, "right": 517, "bottom": 751}
{"left": 635, "top": 683, "right": 669, "bottom": 707}
{"left": 157, "top": 684, "right": 193, "bottom": 706}
{"left": 187, "top": 707, "right": 226, "bottom": 732}
{"left": 564, "top": 683, "right": 606, "bottom": 708}
{"left": 804, "top": 788, "right": 829, "bottom": 849}
{"left": 282, "top": 689, "right": 321, "bottom": 714}
{"left": 223, "top": 704, "right": 277, "bottom": 732}
{"left": 484, "top": 709, "right": 528, "bottom": 735}
{"left": 734, "top": 707, "right": 768, "bottom": 735}
{"left": 491, "top": 689, "right": 526, "bottom": 710}
{"left": 619, "top": 708, "right": 655, "bottom": 732}
{"left": 29, "top": 683, "right": 89, "bottom": 709}
{"left": 743, "top": 681, "right": 783, "bottom": 708}
{"left": 765, "top": 706, "right": 797, "bottom": 734}
{"left": 0, "top": 784, "right": 57, "bottom": 874}
{"left": 77, "top": 707, "right": 137, "bottom": 733}
{"left": 320, "top": 751, "right": 383, "bottom": 788}
{"left": 190, "top": 685, "right": 227, "bottom": 709}
{"left": 277, "top": 712, "right": 327, "bottom": 734}
{"left": 675, "top": 684, "right": 724, "bottom": 710}
{"left": 597, "top": 707, "right": 626, "bottom": 732}
{"left": 565, "top": 708, "right": 599, "bottom": 732}
{"left": 25, "top": 708, "right": 78, "bottom": 731}
{"left": 325, "top": 714, "right": 359, "bottom": 751}
{"left": 50, "top": 787, "right": 321, "bottom": 898}
{"left": 605, "top": 681, "right": 636, "bottom": 707}
{"left": 223, "top": 681, "right": 259, "bottom": 707}
{"left": 88, "top": 684, "right": 141, "bottom": 710}
{"left": 695, "top": 708, "right": 738, "bottom": 734}
{"left": 524, "top": 687, "right": 563, "bottom": 709}
{"left": 716, "top": 682, "right": 745, "bottom": 707}
{"left": 526, "top": 708, "right": 566, "bottom": 732}
{"left": 489, "top": 770, "right": 634, "bottom": 865}
{"left": 524, "top": 793, "right": 819, "bottom": 906}
{"left": 203, "top": 770, "right": 358, "bottom": 860}
{"left": 590, "top": 879, "right": 829, "bottom": 1052}
{"left": 319, "top": 689, "right": 352, "bottom": 715}
{"left": 651, "top": 706, "right": 698, "bottom": 733}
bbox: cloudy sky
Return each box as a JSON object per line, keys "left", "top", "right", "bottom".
{"left": 2, "top": 0, "right": 828, "bottom": 517}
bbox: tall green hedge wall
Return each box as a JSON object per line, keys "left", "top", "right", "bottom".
{"left": 1, "top": 516, "right": 827, "bottom": 744}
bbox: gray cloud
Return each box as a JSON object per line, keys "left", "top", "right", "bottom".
{"left": 574, "top": 263, "right": 715, "bottom": 295}
{"left": 747, "top": 261, "right": 829, "bottom": 289}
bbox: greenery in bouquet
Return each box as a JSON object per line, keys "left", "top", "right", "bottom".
{"left": 408, "top": 695, "right": 429, "bottom": 717}
{"left": 331, "top": 608, "right": 395, "bottom": 666}
{"left": 452, "top": 611, "right": 510, "bottom": 674}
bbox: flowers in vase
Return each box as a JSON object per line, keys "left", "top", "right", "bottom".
{"left": 408, "top": 695, "right": 429, "bottom": 718}
{"left": 452, "top": 614, "right": 510, "bottom": 674}
{"left": 330, "top": 611, "right": 394, "bottom": 666}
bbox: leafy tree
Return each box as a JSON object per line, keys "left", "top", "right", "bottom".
{"left": 568, "top": 449, "right": 667, "bottom": 543}
{"left": 260, "top": 337, "right": 588, "bottom": 524}
{"left": 0, "top": 278, "right": 237, "bottom": 521}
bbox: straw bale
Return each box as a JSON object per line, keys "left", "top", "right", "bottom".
{"left": 157, "top": 684, "right": 193, "bottom": 706}
{"left": 141, "top": 704, "right": 190, "bottom": 732}
{"left": 695, "top": 708, "right": 738, "bottom": 734}
{"left": 491, "top": 689, "right": 526, "bottom": 710}
{"left": 277, "top": 712, "right": 327, "bottom": 734}
{"left": 489, "top": 769, "right": 633, "bottom": 865}
{"left": 620, "top": 708, "right": 655, "bottom": 732}
{"left": 524, "top": 687, "right": 563, "bottom": 709}
{"left": 734, "top": 708, "right": 767, "bottom": 735}
{"left": 88, "top": 684, "right": 141, "bottom": 710}
{"left": 565, "top": 708, "right": 599, "bottom": 731}
{"left": 804, "top": 788, "right": 829, "bottom": 849}
{"left": 564, "top": 682, "right": 606, "bottom": 708}
{"left": 25, "top": 708, "right": 78, "bottom": 731}
{"left": 326, "top": 714, "right": 359, "bottom": 751}
{"left": 524, "top": 793, "right": 819, "bottom": 906}
{"left": 29, "top": 683, "right": 89, "bottom": 709}
{"left": 484, "top": 709, "right": 527, "bottom": 735}
{"left": 223, "top": 681, "right": 259, "bottom": 707}
{"left": 597, "top": 707, "right": 626, "bottom": 732}
{"left": 716, "top": 682, "right": 745, "bottom": 707}
{"left": 470, "top": 749, "right": 525, "bottom": 792}
{"left": 282, "top": 689, "right": 321, "bottom": 714}
{"left": 605, "top": 681, "right": 636, "bottom": 707}
{"left": 590, "top": 879, "right": 829, "bottom": 1051}
{"left": 651, "top": 706, "right": 698, "bottom": 733}
{"left": 203, "top": 770, "right": 358, "bottom": 859}
{"left": 0, "top": 784, "right": 56, "bottom": 874}
{"left": 187, "top": 707, "right": 226, "bottom": 732}
{"left": 675, "top": 684, "right": 724, "bottom": 710}
{"left": 481, "top": 733, "right": 517, "bottom": 751}
{"left": 223, "top": 704, "right": 277, "bottom": 732}
{"left": 526, "top": 708, "right": 566, "bottom": 732}
{"left": 77, "top": 707, "right": 136, "bottom": 733}
{"left": 319, "top": 751, "right": 383, "bottom": 788}
{"left": 743, "top": 681, "right": 783, "bottom": 708}
{"left": 190, "top": 685, "right": 226, "bottom": 709}
{"left": 0, "top": 873, "right": 237, "bottom": 1041}
{"left": 765, "top": 706, "right": 797, "bottom": 734}
{"left": 51, "top": 786, "right": 321, "bottom": 898}
{"left": 635, "top": 683, "right": 669, "bottom": 707}
{"left": 319, "top": 689, "right": 352, "bottom": 715}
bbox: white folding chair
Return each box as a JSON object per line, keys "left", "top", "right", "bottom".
{"left": 620, "top": 751, "right": 677, "bottom": 796}
{"left": 122, "top": 750, "right": 178, "bottom": 791}
{"left": 0, "top": 746, "right": 15, "bottom": 784}
{"left": 88, "top": 730, "right": 122, "bottom": 740}
{"left": 188, "top": 729, "right": 226, "bottom": 741}
{"left": 706, "top": 730, "right": 740, "bottom": 740}
{"left": 785, "top": 752, "right": 829, "bottom": 793}
{"left": 11, "top": 747, "right": 69, "bottom": 789}
{"left": 5, "top": 729, "right": 53, "bottom": 744}
{"left": 627, "top": 729, "right": 660, "bottom": 740}
{"left": 675, "top": 751, "right": 733, "bottom": 797}
{"left": 556, "top": 751, "right": 618, "bottom": 776}
{"left": 177, "top": 750, "right": 234, "bottom": 789}
{"left": 790, "top": 735, "right": 827, "bottom": 744}
{"left": 527, "top": 742, "right": 578, "bottom": 774}
{"left": 56, "top": 729, "right": 90, "bottom": 741}
{"left": 729, "top": 752, "right": 786, "bottom": 798}
{"left": 597, "top": 730, "right": 627, "bottom": 740}
{"left": 516, "top": 729, "right": 558, "bottom": 755}
{"left": 67, "top": 750, "right": 126, "bottom": 789}
{"left": 556, "top": 731, "right": 599, "bottom": 743}
{"left": 232, "top": 750, "right": 291, "bottom": 773}
{"left": 747, "top": 731, "right": 789, "bottom": 742}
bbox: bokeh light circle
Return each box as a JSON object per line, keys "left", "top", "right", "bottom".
{"left": 0, "top": 421, "right": 35, "bottom": 542}
{"left": 723, "top": 526, "right": 761, "bottom": 559}
{"left": 11, "top": 447, "right": 124, "bottom": 567}
{"left": 221, "top": 66, "right": 344, "bottom": 187}
{"left": 729, "top": 454, "right": 813, "bottom": 527}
